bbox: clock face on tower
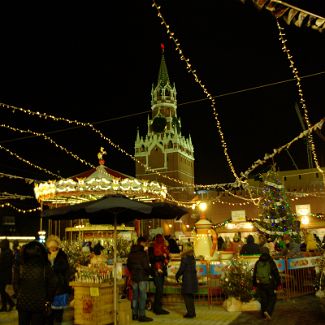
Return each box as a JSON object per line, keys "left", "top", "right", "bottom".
{"left": 152, "top": 116, "right": 167, "bottom": 133}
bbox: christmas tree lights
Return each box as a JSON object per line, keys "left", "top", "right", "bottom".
{"left": 254, "top": 168, "right": 300, "bottom": 240}
{"left": 220, "top": 257, "right": 254, "bottom": 302}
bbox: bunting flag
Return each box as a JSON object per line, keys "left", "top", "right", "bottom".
{"left": 247, "top": 0, "right": 325, "bottom": 32}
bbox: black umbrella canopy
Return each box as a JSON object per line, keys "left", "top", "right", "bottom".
{"left": 89, "top": 200, "right": 189, "bottom": 224}
{"left": 42, "top": 195, "right": 152, "bottom": 222}
{"left": 42, "top": 200, "right": 90, "bottom": 220}
{"left": 42, "top": 194, "right": 189, "bottom": 224}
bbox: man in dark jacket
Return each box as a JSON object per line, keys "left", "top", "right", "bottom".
{"left": 127, "top": 236, "right": 153, "bottom": 322}
{"left": 13, "top": 240, "right": 58, "bottom": 324}
{"left": 253, "top": 246, "right": 281, "bottom": 320}
{"left": 0, "top": 239, "right": 15, "bottom": 312}
{"left": 240, "top": 234, "right": 261, "bottom": 255}
{"left": 175, "top": 246, "right": 198, "bottom": 318}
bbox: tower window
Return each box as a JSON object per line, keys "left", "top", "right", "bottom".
{"left": 316, "top": 173, "right": 319, "bottom": 178}
{"left": 298, "top": 175, "right": 302, "bottom": 180}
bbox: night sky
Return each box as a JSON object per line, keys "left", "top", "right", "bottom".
{"left": 0, "top": 0, "right": 324, "bottom": 196}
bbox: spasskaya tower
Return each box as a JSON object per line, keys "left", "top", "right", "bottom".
{"left": 135, "top": 45, "right": 194, "bottom": 202}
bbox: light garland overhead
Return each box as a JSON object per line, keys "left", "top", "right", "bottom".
{"left": 238, "top": 119, "right": 324, "bottom": 182}
{"left": 0, "top": 192, "right": 35, "bottom": 200}
{"left": 0, "top": 101, "right": 322, "bottom": 207}
{"left": 0, "top": 202, "right": 41, "bottom": 213}
{"left": 0, "top": 102, "right": 198, "bottom": 189}
{"left": 0, "top": 172, "right": 37, "bottom": 184}
{"left": 0, "top": 143, "right": 60, "bottom": 178}
{"left": 276, "top": 20, "right": 324, "bottom": 183}
{"left": 150, "top": 1, "right": 324, "bottom": 201}
{"left": 211, "top": 199, "right": 254, "bottom": 207}
{"left": 0, "top": 123, "right": 95, "bottom": 169}
{"left": 151, "top": 0, "right": 242, "bottom": 187}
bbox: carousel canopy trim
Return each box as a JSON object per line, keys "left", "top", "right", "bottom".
{"left": 34, "top": 164, "right": 167, "bottom": 205}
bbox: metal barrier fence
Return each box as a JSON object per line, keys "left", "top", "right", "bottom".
{"left": 279, "top": 256, "right": 320, "bottom": 299}
{"left": 157, "top": 254, "right": 322, "bottom": 305}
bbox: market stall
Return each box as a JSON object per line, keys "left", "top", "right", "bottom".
{"left": 35, "top": 153, "right": 169, "bottom": 325}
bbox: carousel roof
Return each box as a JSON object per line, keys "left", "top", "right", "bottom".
{"left": 70, "top": 165, "right": 132, "bottom": 181}
{"left": 34, "top": 150, "right": 167, "bottom": 206}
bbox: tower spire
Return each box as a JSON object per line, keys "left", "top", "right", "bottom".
{"left": 157, "top": 43, "right": 170, "bottom": 87}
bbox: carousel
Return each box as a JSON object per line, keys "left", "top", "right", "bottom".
{"left": 33, "top": 148, "right": 171, "bottom": 325}
{"left": 34, "top": 147, "right": 168, "bottom": 237}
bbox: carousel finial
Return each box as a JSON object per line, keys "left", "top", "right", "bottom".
{"left": 97, "top": 147, "right": 107, "bottom": 165}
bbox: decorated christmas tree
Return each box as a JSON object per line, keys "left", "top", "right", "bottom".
{"left": 254, "top": 167, "right": 300, "bottom": 242}
{"left": 220, "top": 257, "right": 254, "bottom": 302}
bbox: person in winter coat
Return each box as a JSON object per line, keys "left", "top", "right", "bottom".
{"left": 175, "top": 246, "right": 198, "bottom": 318}
{"left": 0, "top": 239, "right": 15, "bottom": 312}
{"left": 240, "top": 234, "right": 261, "bottom": 255}
{"left": 150, "top": 234, "right": 170, "bottom": 315}
{"left": 46, "top": 235, "right": 70, "bottom": 325}
{"left": 13, "top": 240, "right": 58, "bottom": 325}
{"left": 253, "top": 246, "right": 281, "bottom": 321}
{"left": 126, "top": 236, "right": 153, "bottom": 322}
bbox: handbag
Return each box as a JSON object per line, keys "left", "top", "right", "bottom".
{"left": 51, "top": 293, "right": 69, "bottom": 309}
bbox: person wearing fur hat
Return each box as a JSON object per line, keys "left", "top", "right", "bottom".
{"left": 175, "top": 245, "right": 198, "bottom": 318}
{"left": 46, "top": 235, "right": 70, "bottom": 325}
{"left": 150, "top": 234, "right": 170, "bottom": 315}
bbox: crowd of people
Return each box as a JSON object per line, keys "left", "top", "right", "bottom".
{"left": 217, "top": 230, "right": 324, "bottom": 257}
{"left": 126, "top": 233, "right": 198, "bottom": 322}
{"left": 1, "top": 229, "right": 323, "bottom": 324}
{"left": 0, "top": 236, "right": 71, "bottom": 325}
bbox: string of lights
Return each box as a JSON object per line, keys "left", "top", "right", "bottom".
{"left": 276, "top": 20, "right": 324, "bottom": 183}
{"left": 0, "top": 143, "right": 60, "bottom": 178}
{"left": 0, "top": 7, "right": 322, "bottom": 215}
{"left": 0, "top": 102, "right": 197, "bottom": 189}
{"left": 0, "top": 172, "right": 37, "bottom": 184}
{"left": 151, "top": 0, "right": 242, "bottom": 188}
{"left": 0, "top": 101, "right": 322, "bottom": 207}
{"left": 0, "top": 192, "right": 35, "bottom": 200}
{"left": 0, "top": 123, "right": 95, "bottom": 169}
{"left": 238, "top": 118, "right": 324, "bottom": 182}
{"left": 211, "top": 200, "right": 254, "bottom": 206}
{"left": 1, "top": 71, "right": 323, "bottom": 147}
{"left": 0, "top": 202, "right": 41, "bottom": 213}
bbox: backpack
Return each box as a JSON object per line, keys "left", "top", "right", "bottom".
{"left": 256, "top": 261, "right": 271, "bottom": 285}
